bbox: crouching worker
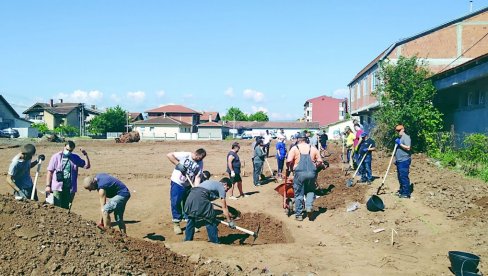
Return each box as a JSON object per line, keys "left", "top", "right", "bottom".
{"left": 83, "top": 174, "right": 131, "bottom": 235}
{"left": 184, "top": 177, "right": 236, "bottom": 243}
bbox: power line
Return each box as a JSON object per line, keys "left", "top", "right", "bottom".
{"left": 438, "top": 31, "right": 488, "bottom": 73}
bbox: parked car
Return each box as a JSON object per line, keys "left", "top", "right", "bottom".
{"left": 0, "top": 128, "right": 20, "bottom": 138}
{"left": 241, "top": 134, "right": 253, "bottom": 140}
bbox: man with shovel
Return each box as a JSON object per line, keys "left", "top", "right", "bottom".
{"left": 394, "top": 125, "right": 412, "bottom": 198}
{"left": 6, "top": 144, "right": 45, "bottom": 200}
{"left": 184, "top": 177, "right": 235, "bottom": 243}
{"left": 45, "top": 141, "right": 91, "bottom": 209}
{"left": 286, "top": 132, "right": 323, "bottom": 221}
{"left": 167, "top": 148, "right": 206, "bottom": 235}
{"left": 357, "top": 132, "right": 376, "bottom": 185}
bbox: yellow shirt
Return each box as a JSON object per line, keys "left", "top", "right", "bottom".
{"left": 346, "top": 133, "right": 355, "bottom": 148}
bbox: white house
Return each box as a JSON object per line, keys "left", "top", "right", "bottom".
{"left": 133, "top": 116, "right": 195, "bottom": 140}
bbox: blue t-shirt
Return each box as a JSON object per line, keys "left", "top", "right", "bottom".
{"left": 276, "top": 141, "right": 286, "bottom": 159}
{"left": 8, "top": 155, "right": 33, "bottom": 189}
{"left": 96, "top": 173, "right": 130, "bottom": 198}
{"left": 199, "top": 180, "right": 226, "bottom": 201}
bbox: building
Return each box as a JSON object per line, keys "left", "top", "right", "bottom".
{"left": 431, "top": 53, "right": 488, "bottom": 135}
{"left": 303, "top": 95, "right": 347, "bottom": 126}
{"left": 133, "top": 116, "right": 193, "bottom": 140}
{"left": 23, "top": 99, "right": 100, "bottom": 135}
{"left": 348, "top": 7, "right": 488, "bottom": 132}
{"left": 145, "top": 105, "right": 201, "bottom": 132}
{"left": 0, "top": 95, "right": 32, "bottom": 132}
{"left": 199, "top": 111, "right": 221, "bottom": 124}
{"left": 197, "top": 121, "right": 229, "bottom": 140}
{"left": 224, "top": 121, "right": 320, "bottom": 140}
{"left": 129, "top": 112, "right": 144, "bottom": 123}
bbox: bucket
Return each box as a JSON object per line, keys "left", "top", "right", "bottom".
{"left": 448, "top": 251, "right": 480, "bottom": 275}
{"left": 366, "top": 195, "right": 384, "bottom": 212}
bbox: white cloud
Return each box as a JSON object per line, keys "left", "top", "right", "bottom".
{"left": 127, "top": 91, "right": 145, "bottom": 103}
{"left": 159, "top": 102, "right": 176, "bottom": 106}
{"left": 332, "top": 88, "right": 349, "bottom": 99}
{"left": 243, "top": 89, "right": 265, "bottom": 103}
{"left": 56, "top": 90, "right": 103, "bottom": 103}
{"left": 251, "top": 106, "right": 268, "bottom": 113}
{"left": 224, "top": 87, "right": 234, "bottom": 98}
{"left": 157, "top": 90, "right": 166, "bottom": 98}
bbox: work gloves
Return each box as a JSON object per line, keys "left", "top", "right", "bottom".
{"left": 38, "top": 154, "right": 45, "bottom": 161}
{"left": 175, "top": 163, "right": 187, "bottom": 175}
{"left": 230, "top": 171, "right": 235, "bottom": 177}
{"left": 228, "top": 220, "right": 236, "bottom": 229}
{"left": 395, "top": 138, "right": 401, "bottom": 146}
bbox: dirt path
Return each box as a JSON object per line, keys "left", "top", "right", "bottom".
{"left": 0, "top": 139, "right": 486, "bottom": 275}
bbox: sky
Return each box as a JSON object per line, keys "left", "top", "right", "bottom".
{"left": 1, "top": 0, "right": 487, "bottom": 120}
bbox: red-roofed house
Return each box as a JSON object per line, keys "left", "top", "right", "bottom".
{"left": 303, "top": 95, "right": 347, "bottom": 126}
{"left": 145, "top": 104, "right": 201, "bottom": 132}
{"left": 197, "top": 121, "right": 229, "bottom": 140}
{"left": 133, "top": 116, "right": 193, "bottom": 140}
{"left": 199, "top": 111, "right": 220, "bottom": 123}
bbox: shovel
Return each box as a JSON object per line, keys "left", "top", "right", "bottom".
{"left": 345, "top": 145, "right": 372, "bottom": 187}
{"left": 218, "top": 220, "right": 260, "bottom": 244}
{"left": 31, "top": 155, "right": 45, "bottom": 200}
{"left": 376, "top": 144, "right": 398, "bottom": 195}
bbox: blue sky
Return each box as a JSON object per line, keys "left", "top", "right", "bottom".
{"left": 1, "top": 1, "right": 487, "bottom": 120}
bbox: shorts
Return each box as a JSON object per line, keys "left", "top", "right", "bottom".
{"left": 229, "top": 173, "right": 242, "bottom": 183}
{"left": 103, "top": 195, "right": 130, "bottom": 222}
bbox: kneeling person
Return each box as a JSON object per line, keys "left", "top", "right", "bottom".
{"left": 184, "top": 178, "right": 236, "bottom": 243}
{"left": 83, "top": 174, "right": 131, "bottom": 234}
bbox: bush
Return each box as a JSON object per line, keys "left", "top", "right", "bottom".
{"left": 478, "top": 166, "right": 488, "bottom": 183}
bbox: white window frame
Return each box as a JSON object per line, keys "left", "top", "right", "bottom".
{"left": 356, "top": 83, "right": 361, "bottom": 99}
{"left": 363, "top": 77, "right": 368, "bottom": 96}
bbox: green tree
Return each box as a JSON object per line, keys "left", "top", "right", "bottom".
{"left": 373, "top": 56, "right": 443, "bottom": 152}
{"left": 54, "top": 125, "right": 79, "bottom": 137}
{"left": 88, "top": 106, "right": 127, "bottom": 134}
{"left": 248, "top": 111, "right": 269, "bottom": 122}
{"left": 222, "top": 107, "right": 248, "bottom": 121}
{"left": 31, "top": 122, "right": 49, "bottom": 134}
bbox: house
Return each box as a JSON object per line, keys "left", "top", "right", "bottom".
{"left": 199, "top": 111, "right": 221, "bottom": 124}
{"left": 145, "top": 105, "right": 201, "bottom": 132}
{"left": 431, "top": 53, "right": 488, "bottom": 136}
{"left": 224, "top": 121, "right": 320, "bottom": 140}
{"left": 348, "top": 7, "right": 488, "bottom": 133}
{"left": 133, "top": 116, "right": 193, "bottom": 140}
{"left": 129, "top": 112, "right": 144, "bottom": 123}
{"left": 197, "top": 121, "right": 230, "bottom": 140}
{"left": 23, "top": 99, "right": 100, "bottom": 135}
{"left": 304, "top": 95, "right": 347, "bottom": 126}
{"left": 0, "top": 95, "right": 34, "bottom": 137}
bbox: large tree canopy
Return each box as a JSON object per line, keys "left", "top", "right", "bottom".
{"left": 88, "top": 105, "right": 128, "bottom": 134}
{"left": 373, "top": 56, "right": 443, "bottom": 152}
{"left": 222, "top": 107, "right": 269, "bottom": 122}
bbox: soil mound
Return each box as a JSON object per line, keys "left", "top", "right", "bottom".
{"left": 0, "top": 195, "right": 237, "bottom": 275}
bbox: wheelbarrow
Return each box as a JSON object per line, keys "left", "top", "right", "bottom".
{"left": 274, "top": 170, "right": 295, "bottom": 216}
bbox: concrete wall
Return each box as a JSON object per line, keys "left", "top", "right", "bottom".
{"left": 13, "top": 127, "right": 39, "bottom": 138}
{"left": 453, "top": 107, "right": 488, "bottom": 134}
{"left": 198, "top": 128, "right": 225, "bottom": 140}
{"left": 134, "top": 125, "right": 198, "bottom": 140}
{"left": 324, "top": 119, "right": 354, "bottom": 140}
{"left": 306, "top": 96, "right": 346, "bottom": 126}
{"left": 65, "top": 109, "right": 80, "bottom": 129}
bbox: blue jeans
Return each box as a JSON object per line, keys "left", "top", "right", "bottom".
{"left": 346, "top": 149, "right": 352, "bottom": 162}
{"left": 360, "top": 157, "right": 372, "bottom": 182}
{"left": 170, "top": 181, "right": 190, "bottom": 222}
{"left": 253, "top": 162, "right": 263, "bottom": 185}
{"left": 396, "top": 159, "right": 411, "bottom": 196}
{"left": 184, "top": 217, "right": 219, "bottom": 243}
{"left": 277, "top": 158, "right": 285, "bottom": 174}
{"left": 103, "top": 195, "right": 130, "bottom": 223}
{"left": 293, "top": 177, "right": 315, "bottom": 217}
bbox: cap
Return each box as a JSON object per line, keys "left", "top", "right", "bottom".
{"left": 21, "top": 144, "right": 36, "bottom": 155}
{"left": 361, "top": 132, "right": 368, "bottom": 138}
{"left": 295, "top": 132, "right": 306, "bottom": 139}
{"left": 395, "top": 125, "right": 404, "bottom": 131}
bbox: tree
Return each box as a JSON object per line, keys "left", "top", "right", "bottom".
{"left": 88, "top": 106, "right": 127, "bottom": 134}
{"left": 248, "top": 111, "right": 269, "bottom": 122}
{"left": 373, "top": 56, "right": 443, "bottom": 152}
{"left": 222, "top": 107, "right": 248, "bottom": 121}
{"left": 31, "top": 122, "right": 49, "bottom": 134}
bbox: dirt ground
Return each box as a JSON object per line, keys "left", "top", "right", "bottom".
{"left": 0, "top": 139, "right": 486, "bottom": 275}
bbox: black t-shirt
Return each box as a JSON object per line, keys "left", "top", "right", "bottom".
{"left": 226, "top": 151, "right": 241, "bottom": 174}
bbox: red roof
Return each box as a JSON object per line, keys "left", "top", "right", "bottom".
{"left": 223, "top": 121, "right": 320, "bottom": 129}
{"left": 200, "top": 111, "right": 220, "bottom": 120}
{"left": 305, "top": 95, "right": 347, "bottom": 104}
{"left": 133, "top": 116, "right": 191, "bottom": 126}
{"left": 145, "top": 105, "right": 200, "bottom": 114}
{"left": 198, "top": 121, "right": 228, "bottom": 128}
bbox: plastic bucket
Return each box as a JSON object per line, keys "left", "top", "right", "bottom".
{"left": 366, "top": 195, "right": 384, "bottom": 212}
{"left": 449, "top": 251, "right": 480, "bottom": 274}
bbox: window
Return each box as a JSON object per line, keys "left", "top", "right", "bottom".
{"left": 149, "top": 127, "right": 154, "bottom": 131}
{"left": 363, "top": 78, "right": 368, "bottom": 96}
{"left": 371, "top": 71, "right": 378, "bottom": 92}
{"left": 356, "top": 83, "right": 361, "bottom": 99}
{"left": 479, "top": 90, "right": 485, "bottom": 105}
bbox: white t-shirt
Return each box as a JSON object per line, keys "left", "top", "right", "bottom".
{"left": 170, "top": 152, "right": 203, "bottom": 187}
{"left": 263, "top": 134, "right": 272, "bottom": 145}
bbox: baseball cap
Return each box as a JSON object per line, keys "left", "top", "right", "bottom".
{"left": 395, "top": 125, "right": 404, "bottom": 131}
{"left": 21, "top": 144, "right": 36, "bottom": 155}
{"left": 361, "top": 132, "right": 368, "bottom": 138}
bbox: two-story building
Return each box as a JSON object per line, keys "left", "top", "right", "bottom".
{"left": 145, "top": 104, "right": 201, "bottom": 133}
{"left": 0, "top": 95, "right": 32, "bottom": 130}
{"left": 303, "top": 95, "right": 347, "bottom": 127}
{"left": 348, "top": 7, "right": 488, "bottom": 133}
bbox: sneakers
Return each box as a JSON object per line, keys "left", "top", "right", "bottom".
{"left": 173, "top": 222, "right": 183, "bottom": 235}
{"left": 229, "top": 196, "right": 238, "bottom": 200}
{"left": 295, "top": 216, "right": 303, "bottom": 221}
{"left": 397, "top": 194, "right": 411, "bottom": 199}
{"left": 238, "top": 194, "right": 249, "bottom": 198}
{"left": 195, "top": 227, "right": 200, "bottom": 233}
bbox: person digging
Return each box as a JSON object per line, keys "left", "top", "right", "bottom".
{"left": 83, "top": 173, "right": 131, "bottom": 235}
{"left": 183, "top": 177, "right": 236, "bottom": 243}
{"left": 6, "top": 144, "right": 45, "bottom": 200}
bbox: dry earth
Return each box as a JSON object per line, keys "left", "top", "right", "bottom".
{"left": 0, "top": 138, "right": 486, "bottom": 275}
